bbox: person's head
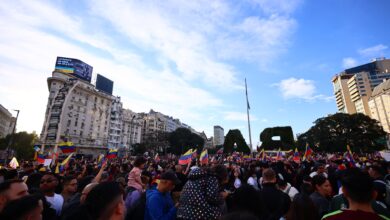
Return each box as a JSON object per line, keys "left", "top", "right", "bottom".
{"left": 1, "top": 194, "right": 43, "bottom": 220}
{"left": 0, "top": 179, "right": 29, "bottom": 211}
{"left": 175, "top": 165, "right": 183, "bottom": 173}
{"left": 62, "top": 176, "right": 77, "bottom": 194}
{"left": 229, "top": 184, "right": 264, "bottom": 219}
{"left": 341, "top": 168, "right": 374, "bottom": 204}
{"left": 286, "top": 193, "right": 319, "bottom": 220}
{"left": 157, "top": 171, "right": 180, "bottom": 193}
{"left": 80, "top": 183, "right": 98, "bottom": 204}
{"left": 316, "top": 164, "right": 326, "bottom": 174}
{"left": 133, "top": 156, "right": 147, "bottom": 169}
{"left": 84, "top": 182, "right": 125, "bottom": 220}
{"left": 39, "top": 173, "right": 58, "bottom": 195}
{"left": 262, "top": 168, "right": 276, "bottom": 184}
{"left": 312, "top": 175, "right": 332, "bottom": 197}
{"left": 277, "top": 179, "right": 288, "bottom": 190}
{"left": 222, "top": 212, "right": 259, "bottom": 220}
{"left": 368, "top": 165, "right": 383, "bottom": 179}
{"left": 211, "top": 164, "right": 229, "bottom": 185}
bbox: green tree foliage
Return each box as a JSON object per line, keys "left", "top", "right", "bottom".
{"left": 297, "top": 113, "right": 387, "bottom": 152}
{"left": 168, "top": 128, "right": 205, "bottom": 155}
{"left": 260, "top": 126, "right": 295, "bottom": 150}
{"left": 223, "top": 129, "right": 251, "bottom": 154}
{"left": 0, "top": 131, "right": 38, "bottom": 160}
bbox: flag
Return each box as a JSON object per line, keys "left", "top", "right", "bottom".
{"left": 245, "top": 78, "right": 250, "bottom": 110}
{"left": 243, "top": 155, "right": 252, "bottom": 161}
{"left": 59, "top": 141, "right": 76, "bottom": 153}
{"left": 37, "top": 153, "right": 45, "bottom": 164}
{"left": 276, "top": 148, "right": 283, "bottom": 161}
{"left": 55, "top": 163, "right": 60, "bottom": 174}
{"left": 293, "top": 148, "right": 300, "bottom": 163}
{"left": 179, "top": 149, "right": 193, "bottom": 165}
{"left": 60, "top": 153, "right": 74, "bottom": 166}
{"left": 200, "top": 149, "right": 208, "bottom": 165}
{"left": 344, "top": 145, "right": 356, "bottom": 167}
{"left": 216, "top": 147, "right": 224, "bottom": 154}
{"left": 33, "top": 145, "right": 40, "bottom": 152}
{"left": 106, "top": 149, "right": 118, "bottom": 159}
{"left": 9, "top": 157, "right": 19, "bottom": 169}
{"left": 302, "top": 143, "right": 313, "bottom": 161}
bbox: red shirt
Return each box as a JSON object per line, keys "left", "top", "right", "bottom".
{"left": 322, "top": 209, "right": 389, "bottom": 220}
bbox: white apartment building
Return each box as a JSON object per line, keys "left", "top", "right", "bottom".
{"left": 0, "top": 105, "right": 15, "bottom": 138}
{"left": 40, "top": 71, "right": 113, "bottom": 154}
{"left": 369, "top": 79, "right": 390, "bottom": 133}
{"left": 108, "top": 97, "right": 123, "bottom": 148}
{"left": 121, "top": 109, "right": 142, "bottom": 149}
{"left": 213, "top": 125, "right": 224, "bottom": 146}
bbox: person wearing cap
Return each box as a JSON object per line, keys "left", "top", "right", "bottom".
{"left": 144, "top": 171, "right": 180, "bottom": 220}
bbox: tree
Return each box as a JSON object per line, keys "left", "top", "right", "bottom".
{"left": 223, "top": 129, "right": 251, "bottom": 154}
{"left": 297, "top": 113, "right": 387, "bottom": 152}
{"left": 0, "top": 131, "right": 38, "bottom": 160}
{"left": 260, "top": 126, "right": 295, "bottom": 150}
{"left": 143, "top": 131, "right": 169, "bottom": 153}
{"left": 168, "top": 128, "right": 205, "bottom": 155}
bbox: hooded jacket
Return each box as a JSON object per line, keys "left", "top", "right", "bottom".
{"left": 144, "top": 189, "right": 176, "bottom": 220}
{"left": 177, "top": 168, "right": 223, "bottom": 220}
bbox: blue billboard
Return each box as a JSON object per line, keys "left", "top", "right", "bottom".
{"left": 55, "top": 57, "right": 93, "bottom": 82}
{"left": 96, "top": 74, "right": 114, "bottom": 95}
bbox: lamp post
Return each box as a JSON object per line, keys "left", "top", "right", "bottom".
{"left": 129, "top": 115, "right": 136, "bottom": 153}
{"left": 6, "top": 110, "right": 20, "bottom": 164}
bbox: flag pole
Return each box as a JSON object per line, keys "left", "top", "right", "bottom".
{"left": 245, "top": 78, "right": 253, "bottom": 151}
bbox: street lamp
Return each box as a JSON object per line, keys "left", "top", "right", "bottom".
{"left": 6, "top": 110, "right": 20, "bottom": 164}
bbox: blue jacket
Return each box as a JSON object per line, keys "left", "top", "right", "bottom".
{"left": 144, "top": 189, "right": 176, "bottom": 220}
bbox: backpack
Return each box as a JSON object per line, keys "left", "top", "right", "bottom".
{"left": 125, "top": 191, "right": 146, "bottom": 220}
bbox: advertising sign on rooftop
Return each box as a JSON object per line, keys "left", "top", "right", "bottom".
{"left": 55, "top": 57, "right": 93, "bottom": 82}
{"left": 96, "top": 74, "right": 114, "bottom": 95}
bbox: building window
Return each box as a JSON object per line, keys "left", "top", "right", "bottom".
{"left": 67, "top": 120, "right": 71, "bottom": 127}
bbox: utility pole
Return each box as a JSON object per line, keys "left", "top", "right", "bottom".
{"left": 6, "top": 109, "right": 20, "bottom": 164}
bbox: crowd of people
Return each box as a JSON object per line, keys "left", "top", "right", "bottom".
{"left": 0, "top": 151, "right": 390, "bottom": 220}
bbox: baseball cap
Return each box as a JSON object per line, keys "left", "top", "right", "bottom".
{"left": 160, "top": 171, "right": 181, "bottom": 185}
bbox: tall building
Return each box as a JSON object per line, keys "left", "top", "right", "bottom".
{"left": 0, "top": 104, "right": 15, "bottom": 138}
{"left": 332, "top": 58, "right": 390, "bottom": 115}
{"left": 213, "top": 125, "right": 224, "bottom": 146}
{"left": 40, "top": 58, "right": 113, "bottom": 154}
{"left": 108, "top": 96, "right": 123, "bottom": 148}
{"left": 369, "top": 79, "right": 390, "bottom": 133}
{"left": 121, "top": 109, "right": 142, "bottom": 149}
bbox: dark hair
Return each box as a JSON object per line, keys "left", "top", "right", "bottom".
{"left": 0, "top": 179, "right": 24, "bottom": 194}
{"left": 222, "top": 211, "right": 259, "bottom": 220}
{"left": 62, "top": 175, "right": 76, "bottom": 185}
{"left": 228, "top": 184, "right": 264, "bottom": 219}
{"left": 370, "top": 165, "right": 384, "bottom": 176}
{"left": 134, "top": 156, "right": 147, "bottom": 167}
{"left": 211, "top": 164, "right": 228, "bottom": 184}
{"left": 286, "top": 193, "right": 319, "bottom": 220}
{"left": 84, "top": 182, "right": 124, "bottom": 219}
{"left": 311, "top": 175, "right": 327, "bottom": 189}
{"left": 341, "top": 168, "right": 373, "bottom": 203}
{"left": 0, "top": 194, "right": 42, "bottom": 220}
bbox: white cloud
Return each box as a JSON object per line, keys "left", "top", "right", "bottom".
{"left": 342, "top": 57, "right": 358, "bottom": 69}
{"left": 223, "top": 112, "right": 258, "bottom": 121}
{"left": 249, "top": 0, "right": 303, "bottom": 15}
{"left": 358, "top": 44, "right": 388, "bottom": 57}
{"left": 274, "top": 78, "right": 333, "bottom": 102}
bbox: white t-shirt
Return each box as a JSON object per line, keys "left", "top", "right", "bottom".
{"left": 282, "top": 183, "right": 299, "bottom": 201}
{"left": 234, "top": 178, "right": 242, "bottom": 189}
{"left": 247, "top": 176, "right": 259, "bottom": 190}
{"left": 46, "top": 193, "right": 64, "bottom": 215}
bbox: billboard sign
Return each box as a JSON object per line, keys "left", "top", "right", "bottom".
{"left": 55, "top": 57, "right": 93, "bottom": 82}
{"left": 96, "top": 74, "right": 114, "bottom": 95}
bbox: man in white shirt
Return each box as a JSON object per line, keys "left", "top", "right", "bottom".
{"left": 40, "top": 173, "right": 64, "bottom": 216}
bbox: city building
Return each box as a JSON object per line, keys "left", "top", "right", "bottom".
{"left": 121, "top": 109, "right": 142, "bottom": 149}
{"left": 369, "top": 79, "right": 390, "bottom": 133}
{"left": 108, "top": 96, "right": 123, "bottom": 148}
{"left": 332, "top": 58, "right": 390, "bottom": 115}
{"left": 40, "top": 58, "right": 113, "bottom": 155}
{"left": 0, "top": 104, "right": 15, "bottom": 138}
{"left": 213, "top": 125, "right": 224, "bottom": 146}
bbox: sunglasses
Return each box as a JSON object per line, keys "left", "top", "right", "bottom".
{"left": 40, "top": 179, "right": 55, "bottom": 184}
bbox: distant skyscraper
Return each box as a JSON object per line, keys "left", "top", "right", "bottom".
{"left": 0, "top": 104, "right": 15, "bottom": 138}
{"left": 332, "top": 58, "right": 390, "bottom": 115}
{"left": 369, "top": 79, "right": 390, "bottom": 133}
{"left": 213, "top": 125, "right": 224, "bottom": 146}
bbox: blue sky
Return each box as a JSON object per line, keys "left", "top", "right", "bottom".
{"left": 0, "top": 0, "right": 389, "bottom": 149}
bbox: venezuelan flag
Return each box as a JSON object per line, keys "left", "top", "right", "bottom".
{"left": 59, "top": 141, "right": 76, "bottom": 153}
{"left": 179, "top": 149, "right": 193, "bottom": 165}
{"left": 302, "top": 143, "right": 313, "bottom": 161}
{"left": 200, "top": 149, "right": 208, "bottom": 165}
{"left": 293, "top": 148, "right": 300, "bottom": 163}
{"left": 106, "top": 148, "right": 118, "bottom": 159}
{"left": 276, "top": 148, "right": 283, "bottom": 161}
{"left": 36, "top": 153, "right": 45, "bottom": 164}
